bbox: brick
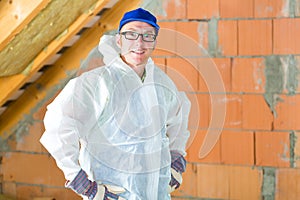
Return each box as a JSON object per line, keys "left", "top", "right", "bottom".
{"left": 187, "top": 130, "right": 221, "bottom": 164}
{"left": 274, "top": 95, "right": 300, "bottom": 130}
{"left": 198, "top": 72, "right": 209, "bottom": 92}
{"left": 198, "top": 58, "right": 228, "bottom": 93}
{"left": 254, "top": 0, "right": 288, "bottom": 18}
{"left": 185, "top": 93, "right": 202, "bottom": 130}
{"left": 13, "top": 122, "right": 44, "bottom": 153}
{"left": 2, "top": 152, "right": 65, "bottom": 186}
{"left": 227, "top": 165, "right": 262, "bottom": 200}
{"left": 220, "top": 0, "right": 254, "bottom": 18}
{"left": 157, "top": 0, "right": 187, "bottom": 20}
{"left": 212, "top": 58, "right": 232, "bottom": 92}
{"left": 223, "top": 94, "right": 242, "bottom": 128}
{"left": 171, "top": 163, "right": 198, "bottom": 197}
{"left": 238, "top": 20, "right": 272, "bottom": 56}
{"left": 196, "top": 94, "right": 210, "bottom": 129}
{"left": 166, "top": 57, "right": 199, "bottom": 91}
{"left": 207, "top": 94, "right": 227, "bottom": 133}
{"left": 197, "top": 164, "right": 262, "bottom": 199}
{"left": 221, "top": 130, "right": 254, "bottom": 165}
{"left": 154, "top": 22, "right": 177, "bottom": 56}
{"left": 218, "top": 20, "right": 238, "bottom": 56}
{"left": 176, "top": 22, "right": 209, "bottom": 56}
{"left": 197, "top": 164, "right": 229, "bottom": 199}
{"left": 274, "top": 18, "right": 300, "bottom": 54}
{"left": 276, "top": 168, "right": 300, "bottom": 200}
{"left": 232, "top": 58, "right": 265, "bottom": 93}
{"left": 5, "top": 128, "right": 42, "bottom": 153}
{"left": 152, "top": 57, "right": 166, "bottom": 72}
{"left": 255, "top": 131, "right": 290, "bottom": 167}
{"left": 197, "top": 93, "right": 235, "bottom": 132}
{"left": 242, "top": 94, "right": 273, "bottom": 130}
{"left": 187, "top": 0, "right": 219, "bottom": 19}
{"left": 33, "top": 105, "right": 47, "bottom": 120}
{"left": 2, "top": 182, "right": 16, "bottom": 197}
{"left": 15, "top": 185, "right": 43, "bottom": 200}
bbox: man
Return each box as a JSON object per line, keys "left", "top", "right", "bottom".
{"left": 40, "top": 8, "right": 190, "bottom": 200}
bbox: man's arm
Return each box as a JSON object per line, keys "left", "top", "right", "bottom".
{"left": 167, "top": 92, "right": 191, "bottom": 155}
{"left": 166, "top": 91, "right": 191, "bottom": 192}
{"left": 40, "top": 77, "right": 100, "bottom": 199}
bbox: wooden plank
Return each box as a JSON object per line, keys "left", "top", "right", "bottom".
{"left": 1, "top": 0, "right": 111, "bottom": 76}
{"left": 0, "top": 0, "right": 110, "bottom": 107}
{"left": 0, "top": 0, "right": 51, "bottom": 52}
{"left": 0, "top": 0, "right": 141, "bottom": 139}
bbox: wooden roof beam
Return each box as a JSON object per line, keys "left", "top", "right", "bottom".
{"left": 0, "top": 0, "right": 51, "bottom": 52}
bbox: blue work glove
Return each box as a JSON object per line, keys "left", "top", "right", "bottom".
{"left": 168, "top": 151, "right": 186, "bottom": 193}
{"left": 66, "top": 169, "right": 97, "bottom": 200}
{"left": 67, "top": 170, "right": 126, "bottom": 200}
{"left": 86, "top": 184, "right": 126, "bottom": 200}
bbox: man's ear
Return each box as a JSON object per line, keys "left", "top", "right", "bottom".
{"left": 115, "top": 34, "right": 121, "bottom": 48}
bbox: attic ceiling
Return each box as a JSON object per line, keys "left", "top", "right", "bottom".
{"left": 1, "top": 0, "right": 110, "bottom": 76}
{"left": 1, "top": 0, "right": 106, "bottom": 76}
{"left": 0, "top": 0, "right": 141, "bottom": 139}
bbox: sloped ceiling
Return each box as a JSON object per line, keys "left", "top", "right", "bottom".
{"left": 0, "top": 0, "right": 141, "bottom": 140}
{"left": 0, "top": 0, "right": 108, "bottom": 76}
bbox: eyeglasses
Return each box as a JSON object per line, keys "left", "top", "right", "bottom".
{"left": 120, "top": 31, "right": 157, "bottom": 42}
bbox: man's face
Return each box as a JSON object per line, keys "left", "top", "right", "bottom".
{"left": 116, "top": 21, "right": 157, "bottom": 68}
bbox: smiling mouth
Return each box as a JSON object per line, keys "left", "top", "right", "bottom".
{"left": 131, "top": 49, "right": 145, "bottom": 55}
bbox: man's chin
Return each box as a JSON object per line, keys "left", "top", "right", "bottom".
{"left": 122, "top": 54, "right": 148, "bottom": 67}
{"left": 130, "top": 55, "right": 147, "bottom": 63}
{"left": 129, "top": 59, "right": 147, "bottom": 68}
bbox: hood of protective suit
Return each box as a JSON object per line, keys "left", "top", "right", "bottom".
{"left": 97, "top": 34, "right": 121, "bottom": 66}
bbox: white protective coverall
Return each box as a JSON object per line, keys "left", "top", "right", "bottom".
{"left": 40, "top": 35, "right": 190, "bottom": 200}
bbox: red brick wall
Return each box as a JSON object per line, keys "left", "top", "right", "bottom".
{"left": 1, "top": 0, "right": 300, "bottom": 199}
{"left": 153, "top": 0, "right": 300, "bottom": 199}
{"left": 0, "top": 105, "right": 80, "bottom": 199}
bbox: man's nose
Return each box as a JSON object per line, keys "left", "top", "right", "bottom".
{"left": 136, "top": 34, "right": 144, "bottom": 42}
{"left": 134, "top": 35, "right": 144, "bottom": 46}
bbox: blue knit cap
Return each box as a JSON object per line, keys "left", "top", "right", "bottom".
{"left": 118, "top": 8, "right": 160, "bottom": 32}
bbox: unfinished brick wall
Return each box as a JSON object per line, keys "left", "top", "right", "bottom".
{"left": 1, "top": 0, "right": 300, "bottom": 199}
{"left": 0, "top": 105, "right": 80, "bottom": 199}
{"left": 152, "top": 0, "right": 300, "bottom": 199}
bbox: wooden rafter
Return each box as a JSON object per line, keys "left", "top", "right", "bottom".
{"left": 0, "top": 0, "right": 51, "bottom": 51}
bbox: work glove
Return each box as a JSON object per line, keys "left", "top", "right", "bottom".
{"left": 84, "top": 184, "right": 126, "bottom": 200}
{"left": 168, "top": 151, "right": 186, "bottom": 193}
{"left": 168, "top": 168, "right": 183, "bottom": 193}
{"left": 67, "top": 169, "right": 126, "bottom": 200}
{"left": 66, "top": 169, "right": 97, "bottom": 199}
